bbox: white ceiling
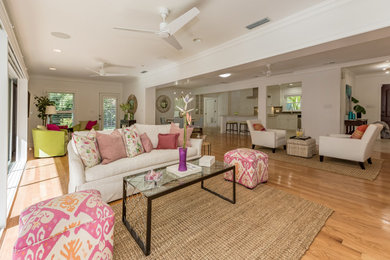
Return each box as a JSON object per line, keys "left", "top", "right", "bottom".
{"left": 345, "top": 61, "right": 390, "bottom": 76}
{"left": 4, "top": 0, "right": 326, "bottom": 79}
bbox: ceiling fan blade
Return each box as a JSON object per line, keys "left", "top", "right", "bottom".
{"left": 167, "top": 7, "right": 200, "bottom": 35}
{"left": 163, "top": 35, "right": 182, "bottom": 50}
{"left": 85, "top": 67, "right": 99, "bottom": 74}
{"left": 103, "top": 73, "right": 129, "bottom": 77}
{"left": 113, "top": 27, "right": 158, "bottom": 34}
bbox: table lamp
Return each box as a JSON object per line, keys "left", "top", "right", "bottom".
{"left": 45, "top": 105, "right": 57, "bottom": 125}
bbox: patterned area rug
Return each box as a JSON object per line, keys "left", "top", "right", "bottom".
{"left": 257, "top": 147, "right": 383, "bottom": 181}
{"left": 113, "top": 179, "right": 332, "bottom": 259}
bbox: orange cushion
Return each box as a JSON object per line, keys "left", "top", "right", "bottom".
{"left": 253, "top": 124, "right": 266, "bottom": 131}
{"left": 351, "top": 125, "right": 368, "bottom": 139}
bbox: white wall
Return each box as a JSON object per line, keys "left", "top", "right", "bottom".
{"left": 354, "top": 73, "right": 390, "bottom": 123}
{"left": 28, "top": 76, "right": 123, "bottom": 147}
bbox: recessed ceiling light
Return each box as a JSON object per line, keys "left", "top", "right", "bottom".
{"left": 289, "top": 83, "right": 293, "bottom": 86}
{"left": 51, "top": 32, "right": 71, "bottom": 39}
{"left": 382, "top": 68, "right": 387, "bottom": 71}
{"left": 53, "top": 48, "right": 62, "bottom": 53}
{"left": 219, "top": 73, "right": 231, "bottom": 78}
{"left": 49, "top": 67, "right": 57, "bottom": 71}
{"left": 193, "top": 38, "right": 202, "bottom": 43}
{"left": 386, "top": 71, "right": 390, "bottom": 74}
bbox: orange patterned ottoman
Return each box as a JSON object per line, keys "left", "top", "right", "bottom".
{"left": 224, "top": 148, "right": 268, "bottom": 189}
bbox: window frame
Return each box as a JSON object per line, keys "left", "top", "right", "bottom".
{"left": 46, "top": 91, "right": 75, "bottom": 126}
{"left": 285, "top": 95, "right": 302, "bottom": 111}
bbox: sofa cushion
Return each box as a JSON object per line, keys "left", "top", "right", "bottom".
{"left": 96, "top": 129, "right": 127, "bottom": 164}
{"left": 170, "top": 123, "right": 193, "bottom": 147}
{"left": 47, "top": 124, "right": 61, "bottom": 131}
{"left": 73, "top": 130, "right": 101, "bottom": 168}
{"left": 123, "top": 125, "right": 144, "bottom": 157}
{"left": 351, "top": 124, "right": 368, "bottom": 139}
{"left": 135, "top": 124, "right": 171, "bottom": 148}
{"left": 140, "top": 133, "right": 153, "bottom": 153}
{"left": 85, "top": 147, "right": 198, "bottom": 182}
{"left": 85, "top": 120, "right": 97, "bottom": 130}
{"left": 157, "top": 133, "right": 179, "bottom": 149}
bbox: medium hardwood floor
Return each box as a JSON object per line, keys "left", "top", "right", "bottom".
{"left": 1, "top": 128, "right": 390, "bottom": 259}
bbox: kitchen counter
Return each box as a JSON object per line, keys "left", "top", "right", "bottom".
{"left": 220, "top": 115, "right": 257, "bottom": 133}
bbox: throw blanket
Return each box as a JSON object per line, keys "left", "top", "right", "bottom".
{"left": 373, "top": 121, "right": 390, "bottom": 139}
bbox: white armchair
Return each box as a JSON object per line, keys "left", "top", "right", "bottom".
{"left": 319, "top": 124, "right": 383, "bottom": 169}
{"left": 247, "top": 120, "right": 287, "bottom": 153}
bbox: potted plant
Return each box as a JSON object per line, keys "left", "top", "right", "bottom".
{"left": 120, "top": 103, "right": 130, "bottom": 120}
{"left": 351, "top": 97, "right": 366, "bottom": 119}
{"left": 34, "top": 96, "right": 55, "bottom": 125}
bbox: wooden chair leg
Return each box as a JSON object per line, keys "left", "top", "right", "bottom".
{"left": 251, "top": 144, "right": 255, "bottom": 149}
{"left": 283, "top": 145, "right": 287, "bottom": 150}
{"left": 359, "top": 162, "right": 365, "bottom": 170}
{"left": 272, "top": 148, "right": 276, "bottom": 153}
{"left": 367, "top": 158, "right": 372, "bottom": 164}
{"left": 320, "top": 155, "right": 324, "bottom": 162}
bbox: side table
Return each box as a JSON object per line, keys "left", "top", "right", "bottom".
{"left": 287, "top": 137, "right": 316, "bottom": 158}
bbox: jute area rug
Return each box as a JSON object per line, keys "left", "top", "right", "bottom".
{"left": 113, "top": 179, "right": 332, "bottom": 259}
{"left": 257, "top": 147, "right": 383, "bottom": 181}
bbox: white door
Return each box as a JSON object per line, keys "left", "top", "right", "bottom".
{"left": 204, "top": 98, "right": 217, "bottom": 127}
{"left": 99, "top": 93, "right": 119, "bottom": 130}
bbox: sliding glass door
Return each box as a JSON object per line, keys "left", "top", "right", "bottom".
{"left": 7, "top": 79, "right": 17, "bottom": 168}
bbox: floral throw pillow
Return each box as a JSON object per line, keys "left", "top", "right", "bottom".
{"left": 123, "top": 125, "right": 144, "bottom": 157}
{"left": 72, "top": 129, "right": 101, "bottom": 168}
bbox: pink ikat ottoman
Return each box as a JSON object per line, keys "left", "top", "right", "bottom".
{"left": 13, "top": 190, "right": 114, "bottom": 260}
{"left": 224, "top": 148, "right": 268, "bottom": 189}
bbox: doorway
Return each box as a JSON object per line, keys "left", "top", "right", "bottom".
{"left": 8, "top": 79, "right": 17, "bottom": 168}
{"left": 382, "top": 84, "right": 390, "bottom": 127}
{"left": 99, "top": 93, "right": 119, "bottom": 130}
{"left": 204, "top": 97, "right": 218, "bottom": 127}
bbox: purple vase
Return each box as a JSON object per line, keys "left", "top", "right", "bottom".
{"left": 178, "top": 147, "right": 187, "bottom": 171}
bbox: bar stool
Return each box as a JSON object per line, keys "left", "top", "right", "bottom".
{"left": 226, "top": 121, "right": 238, "bottom": 134}
{"left": 239, "top": 121, "right": 249, "bottom": 135}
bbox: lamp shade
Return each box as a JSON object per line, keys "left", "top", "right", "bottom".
{"left": 45, "top": 105, "right": 57, "bottom": 115}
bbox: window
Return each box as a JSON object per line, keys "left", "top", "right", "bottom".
{"left": 286, "top": 95, "right": 301, "bottom": 111}
{"left": 48, "top": 92, "right": 74, "bottom": 126}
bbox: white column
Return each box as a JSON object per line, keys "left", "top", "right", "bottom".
{"left": 0, "top": 28, "right": 9, "bottom": 228}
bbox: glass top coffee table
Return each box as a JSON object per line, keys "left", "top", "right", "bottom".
{"left": 122, "top": 159, "right": 236, "bottom": 256}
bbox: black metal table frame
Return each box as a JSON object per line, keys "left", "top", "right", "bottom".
{"left": 122, "top": 166, "right": 236, "bottom": 256}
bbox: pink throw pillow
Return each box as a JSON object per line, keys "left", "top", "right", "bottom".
{"left": 169, "top": 123, "right": 193, "bottom": 147}
{"left": 85, "top": 120, "right": 97, "bottom": 130}
{"left": 58, "top": 125, "right": 68, "bottom": 129}
{"left": 96, "top": 129, "right": 127, "bottom": 164}
{"left": 140, "top": 133, "right": 153, "bottom": 153}
{"left": 157, "top": 133, "right": 179, "bottom": 149}
{"left": 46, "top": 124, "right": 61, "bottom": 131}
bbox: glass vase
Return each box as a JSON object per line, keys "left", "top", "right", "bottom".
{"left": 178, "top": 147, "right": 187, "bottom": 171}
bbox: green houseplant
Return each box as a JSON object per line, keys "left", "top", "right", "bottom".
{"left": 34, "top": 96, "right": 55, "bottom": 125}
{"left": 120, "top": 103, "right": 131, "bottom": 120}
{"left": 351, "top": 97, "right": 366, "bottom": 118}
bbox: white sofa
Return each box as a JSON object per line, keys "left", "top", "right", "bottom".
{"left": 247, "top": 120, "right": 287, "bottom": 153}
{"left": 68, "top": 124, "right": 203, "bottom": 202}
{"left": 319, "top": 124, "right": 383, "bottom": 169}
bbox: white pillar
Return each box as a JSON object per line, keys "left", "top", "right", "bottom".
{"left": 0, "top": 28, "right": 9, "bottom": 229}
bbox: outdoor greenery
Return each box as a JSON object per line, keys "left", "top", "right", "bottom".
{"left": 34, "top": 96, "right": 55, "bottom": 125}
{"left": 48, "top": 92, "right": 74, "bottom": 126}
{"left": 104, "top": 98, "right": 117, "bottom": 130}
{"left": 286, "top": 95, "right": 301, "bottom": 111}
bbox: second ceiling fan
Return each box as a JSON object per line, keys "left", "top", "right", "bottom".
{"left": 114, "top": 7, "right": 200, "bottom": 50}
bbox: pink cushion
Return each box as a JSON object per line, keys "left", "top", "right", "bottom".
{"left": 58, "top": 125, "right": 68, "bottom": 129}
{"left": 96, "top": 129, "right": 127, "bottom": 164}
{"left": 13, "top": 190, "right": 114, "bottom": 259}
{"left": 140, "top": 133, "right": 153, "bottom": 153}
{"left": 46, "top": 124, "right": 61, "bottom": 131}
{"left": 169, "top": 123, "right": 193, "bottom": 147}
{"left": 85, "top": 120, "right": 97, "bottom": 130}
{"left": 157, "top": 133, "right": 179, "bottom": 149}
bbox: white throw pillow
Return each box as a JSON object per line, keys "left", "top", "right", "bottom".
{"left": 122, "top": 125, "right": 144, "bottom": 157}
{"left": 72, "top": 129, "right": 101, "bottom": 168}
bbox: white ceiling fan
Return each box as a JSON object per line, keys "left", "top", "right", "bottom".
{"left": 265, "top": 64, "right": 272, "bottom": 77}
{"left": 86, "top": 63, "right": 128, "bottom": 77}
{"left": 113, "top": 7, "right": 200, "bottom": 50}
